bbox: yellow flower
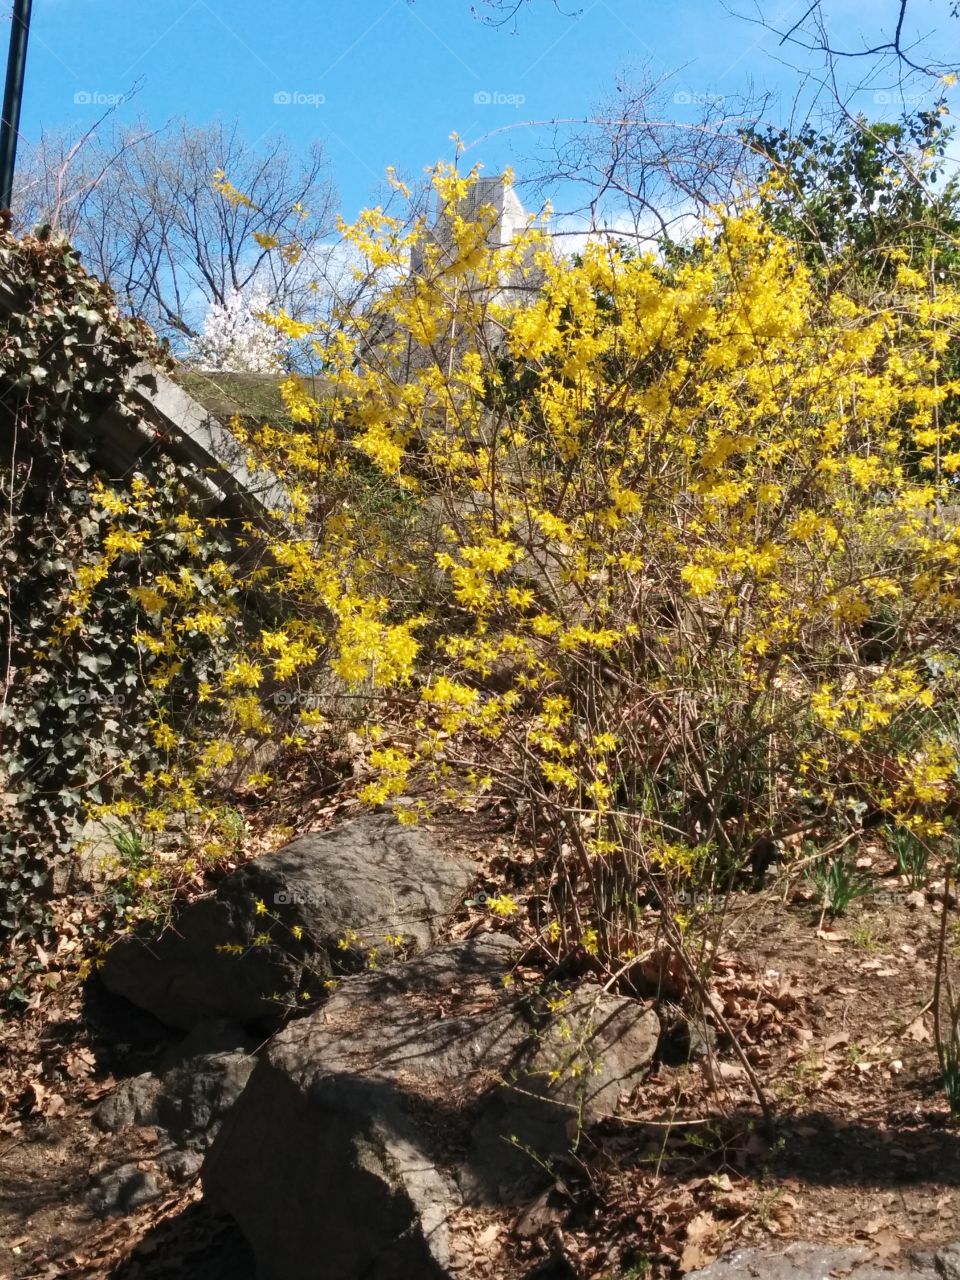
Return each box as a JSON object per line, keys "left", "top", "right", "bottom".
{"left": 129, "top": 586, "right": 166, "bottom": 613}
{"left": 223, "top": 660, "right": 263, "bottom": 689}
{"left": 152, "top": 722, "right": 177, "bottom": 752}
{"left": 103, "top": 529, "right": 147, "bottom": 557}
{"left": 179, "top": 609, "right": 226, "bottom": 636}
{"left": 681, "top": 563, "right": 719, "bottom": 595}
{"left": 487, "top": 894, "right": 519, "bottom": 918}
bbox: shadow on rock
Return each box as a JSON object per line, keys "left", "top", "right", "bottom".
{"left": 107, "top": 1202, "right": 256, "bottom": 1280}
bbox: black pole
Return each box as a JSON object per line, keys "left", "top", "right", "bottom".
{"left": 0, "top": 0, "right": 32, "bottom": 214}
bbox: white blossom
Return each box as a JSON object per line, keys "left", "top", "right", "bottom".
{"left": 189, "top": 288, "right": 284, "bottom": 373}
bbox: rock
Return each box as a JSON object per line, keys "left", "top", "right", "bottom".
{"left": 154, "top": 1042, "right": 256, "bottom": 1151}
{"left": 688, "top": 1242, "right": 938, "bottom": 1280}
{"left": 95, "top": 1018, "right": 258, "bottom": 1184}
{"left": 159, "top": 1016, "right": 259, "bottom": 1068}
{"left": 659, "top": 1010, "right": 717, "bottom": 1064}
{"left": 465, "top": 986, "right": 660, "bottom": 1203}
{"left": 203, "top": 934, "right": 659, "bottom": 1280}
{"left": 686, "top": 1016, "right": 718, "bottom": 1061}
{"left": 88, "top": 1161, "right": 162, "bottom": 1217}
{"left": 99, "top": 813, "right": 477, "bottom": 1030}
{"left": 905, "top": 889, "right": 927, "bottom": 910}
{"left": 158, "top": 1146, "right": 204, "bottom": 1182}
{"left": 935, "top": 1243, "right": 960, "bottom": 1280}
{"left": 56, "top": 818, "right": 117, "bottom": 893}
{"left": 94, "top": 1072, "right": 162, "bottom": 1132}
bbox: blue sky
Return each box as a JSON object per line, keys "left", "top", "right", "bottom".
{"left": 13, "top": 0, "right": 960, "bottom": 219}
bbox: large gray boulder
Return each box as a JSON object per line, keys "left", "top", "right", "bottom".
{"left": 689, "top": 1243, "right": 960, "bottom": 1280}
{"left": 99, "top": 813, "right": 477, "bottom": 1030}
{"left": 203, "top": 934, "right": 659, "bottom": 1280}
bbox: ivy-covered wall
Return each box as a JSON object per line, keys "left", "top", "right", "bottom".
{"left": 0, "top": 232, "right": 241, "bottom": 1003}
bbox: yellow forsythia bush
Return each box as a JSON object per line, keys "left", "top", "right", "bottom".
{"left": 82, "top": 166, "right": 960, "bottom": 959}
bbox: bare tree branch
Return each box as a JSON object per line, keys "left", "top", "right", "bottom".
{"left": 512, "top": 73, "right": 766, "bottom": 248}
{"left": 727, "top": 0, "right": 958, "bottom": 80}
{"left": 13, "top": 118, "right": 337, "bottom": 346}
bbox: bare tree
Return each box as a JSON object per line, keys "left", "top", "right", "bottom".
{"left": 13, "top": 118, "right": 337, "bottom": 346}
{"left": 513, "top": 74, "right": 765, "bottom": 248}
{"left": 728, "top": 1, "right": 958, "bottom": 82}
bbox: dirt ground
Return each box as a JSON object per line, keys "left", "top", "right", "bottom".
{"left": 2, "top": 801, "right": 958, "bottom": 1280}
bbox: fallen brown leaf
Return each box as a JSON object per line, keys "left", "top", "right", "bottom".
{"left": 872, "top": 1229, "right": 901, "bottom": 1261}
{"left": 476, "top": 1223, "right": 501, "bottom": 1249}
{"left": 680, "top": 1242, "right": 714, "bottom": 1273}
{"left": 685, "top": 1212, "right": 719, "bottom": 1244}
{"left": 905, "top": 1016, "right": 931, "bottom": 1043}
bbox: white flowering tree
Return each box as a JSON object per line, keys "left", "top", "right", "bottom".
{"left": 188, "top": 289, "right": 284, "bottom": 374}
